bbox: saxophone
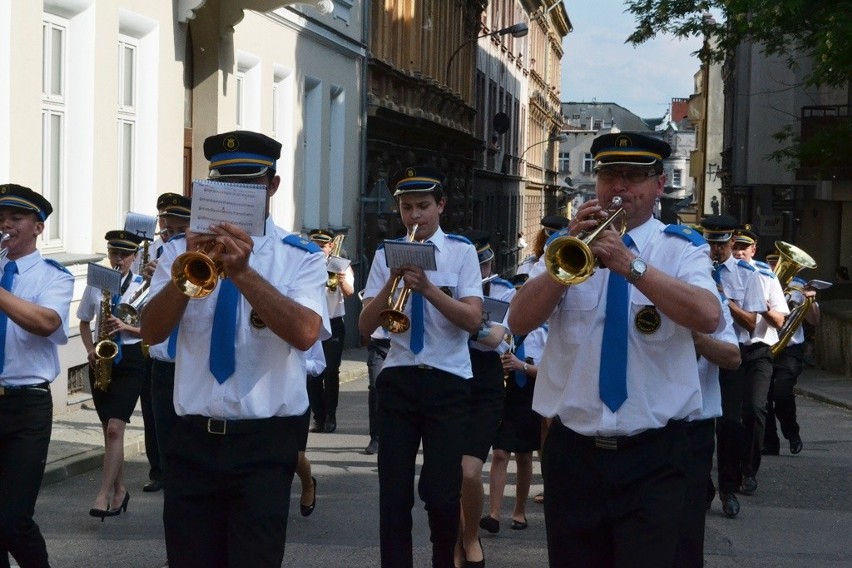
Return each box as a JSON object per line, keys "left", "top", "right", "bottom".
{"left": 93, "top": 288, "right": 119, "bottom": 391}
{"left": 326, "top": 234, "right": 346, "bottom": 291}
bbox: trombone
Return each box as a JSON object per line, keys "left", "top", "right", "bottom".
{"left": 379, "top": 224, "right": 419, "bottom": 333}
{"left": 545, "top": 196, "right": 627, "bottom": 286}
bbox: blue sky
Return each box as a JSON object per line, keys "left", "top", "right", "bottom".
{"left": 560, "top": 0, "right": 704, "bottom": 119}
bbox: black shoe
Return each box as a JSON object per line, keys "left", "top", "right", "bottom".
{"left": 89, "top": 507, "right": 110, "bottom": 522}
{"left": 478, "top": 515, "right": 500, "bottom": 534}
{"left": 720, "top": 492, "right": 740, "bottom": 518}
{"left": 510, "top": 517, "right": 528, "bottom": 530}
{"left": 789, "top": 435, "right": 803, "bottom": 454}
{"left": 310, "top": 419, "right": 325, "bottom": 433}
{"left": 740, "top": 475, "right": 758, "bottom": 495}
{"left": 108, "top": 491, "right": 130, "bottom": 515}
{"left": 324, "top": 417, "right": 336, "bottom": 433}
{"left": 300, "top": 477, "right": 317, "bottom": 517}
{"left": 364, "top": 439, "right": 379, "bottom": 455}
{"left": 143, "top": 479, "right": 164, "bottom": 492}
{"left": 464, "top": 538, "right": 485, "bottom": 568}
{"left": 706, "top": 481, "right": 717, "bottom": 511}
{"left": 761, "top": 445, "right": 780, "bottom": 456}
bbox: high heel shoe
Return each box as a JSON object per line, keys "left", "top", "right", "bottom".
{"left": 300, "top": 477, "right": 317, "bottom": 517}
{"left": 89, "top": 507, "right": 110, "bottom": 522}
{"left": 464, "top": 538, "right": 485, "bottom": 568}
{"left": 108, "top": 491, "right": 130, "bottom": 516}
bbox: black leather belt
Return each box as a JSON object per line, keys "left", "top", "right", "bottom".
{"left": 183, "top": 414, "right": 280, "bottom": 436}
{"left": 369, "top": 338, "right": 391, "bottom": 348}
{"left": 0, "top": 382, "right": 51, "bottom": 397}
{"left": 556, "top": 417, "right": 684, "bottom": 451}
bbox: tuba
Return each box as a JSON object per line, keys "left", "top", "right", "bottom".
{"left": 326, "top": 234, "right": 346, "bottom": 291}
{"left": 379, "top": 224, "right": 419, "bottom": 333}
{"left": 545, "top": 196, "right": 627, "bottom": 286}
{"left": 171, "top": 240, "right": 226, "bottom": 299}
{"left": 769, "top": 241, "right": 821, "bottom": 357}
{"left": 93, "top": 288, "right": 119, "bottom": 391}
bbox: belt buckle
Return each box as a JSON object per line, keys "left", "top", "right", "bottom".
{"left": 417, "top": 364, "right": 433, "bottom": 370}
{"left": 595, "top": 436, "right": 618, "bottom": 450}
{"left": 207, "top": 418, "right": 227, "bottom": 435}
{"left": 0, "top": 387, "right": 6, "bottom": 396}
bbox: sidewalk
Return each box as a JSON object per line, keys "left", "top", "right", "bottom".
{"left": 40, "top": 348, "right": 849, "bottom": 488}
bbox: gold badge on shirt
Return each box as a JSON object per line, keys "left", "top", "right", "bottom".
{"left": 635, "top": 306, "right": 661, "bottom": 334}
{"left": 249, "top": 309, "right": 266, "bottom": 329}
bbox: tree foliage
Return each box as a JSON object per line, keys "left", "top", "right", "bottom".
{"left": 625, "top": 1, "right": 852, "bottom": 176}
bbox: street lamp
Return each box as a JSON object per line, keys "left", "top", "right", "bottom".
{"left": 445, "top": 22, "right": 529, "bottom": 83}
{"left": 519, "top": 133, "right": 569, "bottom": 162}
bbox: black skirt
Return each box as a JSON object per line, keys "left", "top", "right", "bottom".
{"left": 492, "top": 374, "right": 540, "bottom": 453}
{"left": 462, "top": 349, "right": 506, "bottom": 462}
{"left": 89, "top": 342, "right": 145, "bottom": 423}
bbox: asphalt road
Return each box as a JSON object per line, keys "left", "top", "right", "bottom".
{"left": 26, "top": 379, "right": 852, "bottom": 567}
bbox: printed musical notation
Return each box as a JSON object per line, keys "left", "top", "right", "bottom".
{"left": 189, "top": 180, "right": 267, "bottom": 236}
{"left": 383, "top": 240, "right": 437, "bottom": 271}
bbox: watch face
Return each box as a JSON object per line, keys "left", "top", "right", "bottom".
{"left": 633, "top": 258, "right": 647, "bottom": 273}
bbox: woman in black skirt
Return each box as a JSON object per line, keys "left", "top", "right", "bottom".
{"left": 77, "top": 231, "right": 146, "bottom": 520}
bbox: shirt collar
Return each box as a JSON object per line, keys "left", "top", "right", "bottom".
{"left": 2, "top": 249, "right": 40, "bottom": 273}
{"left": 622, "top": 217, "right": 657, "bottom": 254}
{"left": 422, "top": 226, "right": 446, "bottom": 251}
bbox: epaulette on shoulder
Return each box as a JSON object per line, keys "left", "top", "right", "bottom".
{"left": 492, "top": 278, "right": 514, "bottom": 289}
{"left": 447, "top": 234, "right": 473, "bottom": 245}
{"left": 376, "top": 241, "right": 386, "bottom": 250}
{"left": 169, "top": 233, "right": 187, "bottom": 242}
{"left": 519, "top": 254, "right": 536, "bottom": 266}
{"left": 757, "top": 268, "right": 776, "bottom": 279}
{"left": 664, "top": 224, "right": 706, "bottom": 247}
{"left": 132, "top": 274, "right": 143, "bottom": 283}
{"left": 737, "top": 259, "right": 756, "bottom": 272}
{"left": 44, "top": 258, "right": 72, "bottom": 275}
{"left": 791, "top": 275, "right": 807, "bottom": 287}
{"left": 546, "top": 228, "right": 569, "bottom": 247}
{"left": 282, "top": 234, "right": 321, "bottom": 253}
{"left": 754, "top": 260, "right": 771, "bottom": 270}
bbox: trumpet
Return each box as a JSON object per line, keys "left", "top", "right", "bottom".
{"left": 171, "top": 240, "right": 226, "bottom": 299}
{"left": 0, "top": 232, "right": 10, "bottom": 261}
{"left": 379, "top": 224, "right": 419, "bottom": 333}
{"left": 545, "top": 196, "right": 627, "bottom": 286}
{"left": 116, "top": 239, "right": 150, "bottom": 326}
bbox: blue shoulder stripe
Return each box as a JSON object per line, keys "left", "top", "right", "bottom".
{"left": 546, "top": 228, "right": 569, "bottom": 247}
{"left": 283, "top": 234, "right": 321, "bottom": 253}
{"left": 791, "top": 276, "right": 807, "bottom": 287}
{"left": 447, "top": 234, "right": 473, "bottom": 245}
{"left": 169, "top": 233, "right": 187, "bottom": 242}
{"left": 132, "top": 274, "right": 143, "bottom": 283}
{"left": 737, "top": 259, "right": 756, "bottom": 272}
{"left": 758, "top": 268, "right": 776, "bottom": 279}
{"left": 754, "top": 260, "right": 771, "bottom": 270}
{"left": 664, "top": 224, "right": 706, "bottom": 247}
{"left": 492, "top": 277, "right": 514, "bottom": 289}
{"left": 44, "top": 258, "right": 72, "bottom": 275}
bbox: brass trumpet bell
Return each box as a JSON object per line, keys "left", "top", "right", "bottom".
{"left": 545, "top": 196, "right": 626, "bottom": 286}
{"left": 380, "top": 224, "right": 418, "bottom": 334}
{"left": 171, "top": 245, "right": 224, "bottom": 299}
{"left": 772, "top": 241, "right": 817, "bottom": 290}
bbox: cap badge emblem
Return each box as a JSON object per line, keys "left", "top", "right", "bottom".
{"left": 406, "top": 168, "right": 415, "bottom": 178}
{"left": 615, "top": 135, "right": 631, "bottom": 147}
{"left": 224, "top": 136, "right": 239, "bottom": 151}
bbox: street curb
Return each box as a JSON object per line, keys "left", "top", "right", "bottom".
{"left": 795, "top": 386, "right": 852, "bottom": 413}
{"left": 43, "top": 436, "right": 146, "bottom": 487}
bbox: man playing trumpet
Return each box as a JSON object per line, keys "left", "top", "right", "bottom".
{"left": 359, "top": 166, "right": 482, "bottom": 568}
{"left": 509, "top": 133, "right": 721, "bottom": 568}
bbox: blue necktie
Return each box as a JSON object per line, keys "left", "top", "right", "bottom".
{"left": 599, "top": 235, "right": 632, "bottom": 412}
{"left": 712, "top": 263, "right": 727, "bottom": 300}
{"left": 0, "top": 261, "right": 18, "bottom": 374}
{"left": 166, "top": 325, "right": 179, "bottom": 359}
{"left": 111, "top": 293, "right": 123, "bottom": 364}
{"left": 409, "top": 292, "right": 424, "bottom": 354}
{"left": 514, "top": 338, "right": 526, "bottom": 388}
{"left": 209, "top": 278, "right": 239, "bottom": 383}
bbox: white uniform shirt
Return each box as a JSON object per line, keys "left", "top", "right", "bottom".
{"left": 149, "top": 218, "right": 330, "bottom": 420}
{"left": 515, "top": 254, "right": 538, "bottom": 277}
{"left": 788, "top": 276, "right": 807, "bottom": 345}
{"left": 717, "top": 256, "right": 766, "bottom": 343}
{"left": 519, "top": 324, "right": 547, "bottom": 365}
{"left": 305, "top": 340, "right": 327, "bottom": 378}
{"left": 77, "top": 272, "right": 146, "bottom": 346}
{"left": 363, "top": 227, "right": 482, "bottom": 379}
{"left": 0, "top": 251, "right": 73, "bottom": 386}
{"left": 324, "top": 266, "right": 355, "bottom": 319}
{"left": 691, "top": 297, "right": 738, "bottom": 421}
{"left": 744, "top": 262, "right": 789, "bottom": 346}
{"left": 530, "top": 218, "right": 717, "bottom": 437}
{"left": 470, "top": 278, "right": 515, "bottom": 353}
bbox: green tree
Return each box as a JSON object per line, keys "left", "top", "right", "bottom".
{"left": 624, "top": 0, "right": 852, "bottom": 176}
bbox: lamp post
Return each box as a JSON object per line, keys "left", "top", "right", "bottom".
{"left": 445, "top": 22, "right": 529, "bottom": 83}
{"left": 519, "top": 133, "right": 569, "bottom": 163}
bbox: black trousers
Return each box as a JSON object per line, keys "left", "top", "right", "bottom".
{"left": 740, "top": 343, "right": 773, "bottom": 477}
{"left": 717, "top": 344, "right": 747, "bottom": 493}
{"left": 140, "top": 356, "right": 162, "bottom": 481}
{"left": 766, "top": 343, "right": 803, "bottom": 447}
{"left": 366, "top": 338, "right": 389, "bottom": 441}
{"left": 0, "top": 388, "right": 52, "bottom": 568}
{"left": 163, "top": 414, "right": 301, "bottom": 568}
{"left": 150, "top": 360, "right": 177, "bottom": 482}
{"left": 675, "top": 418, "right": 716, "bottom": 568}
{"left": 377, "top": 366, "right": 470, "bottom": 568}
{"left": 542, "top": 418, "right": 689, "bottom": 568}
{"left": 308, "top": 316, "right": 345, "bottom": 423}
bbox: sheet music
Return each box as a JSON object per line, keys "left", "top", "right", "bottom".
{"left": 383, "top": 240, "right": 437, "bottom": 271}
{"left": 326, "top": 255, "right": 351, "bottom": 273}
{"left": 189, "top": 180, "right": 267, "bottom": 236}
{"left": 86, "top": 262, "right": 122, "bottom": 294}
{"left": 483, "top": 297, "right": 510, "bottom": 324}
{"left": 124, "top": 212, "right": 158, "bottom": 241}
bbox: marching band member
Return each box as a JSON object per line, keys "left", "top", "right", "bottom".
{"left": 0, "top": 185, "right": 72, "bottom": 568}
{"left": 359, "top": 166, "right": 482, "bottom": 568}
{"left": 510, "top": 133, "right": 720, "bottom": 567}
{"left": 78, "top": 230, "right": 146, "bottom": 520}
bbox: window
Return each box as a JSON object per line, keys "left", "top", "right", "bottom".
{"left": 672, "top": 169, "right": 683, "bottom": 187}
{"left": 582, "top": 153, "right": 594, "bottom": 173}
{"left": 558, "top": 152, "right": 570, "bottom": 172}
{"left": 117, "top": 36, "right": 138, "bottom": 214}
{"left": 41, "top": 16, "right": 67, "bottom": 242}
{"left": 235, "top": 72, "right": 245, "bottom": 128}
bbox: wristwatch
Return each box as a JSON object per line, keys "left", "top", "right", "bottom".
{"left": 522, "top": 362, "right": 529, "bottom": 372}
{"left": 627, "top": 257, "right": 647, "bottom": 284}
